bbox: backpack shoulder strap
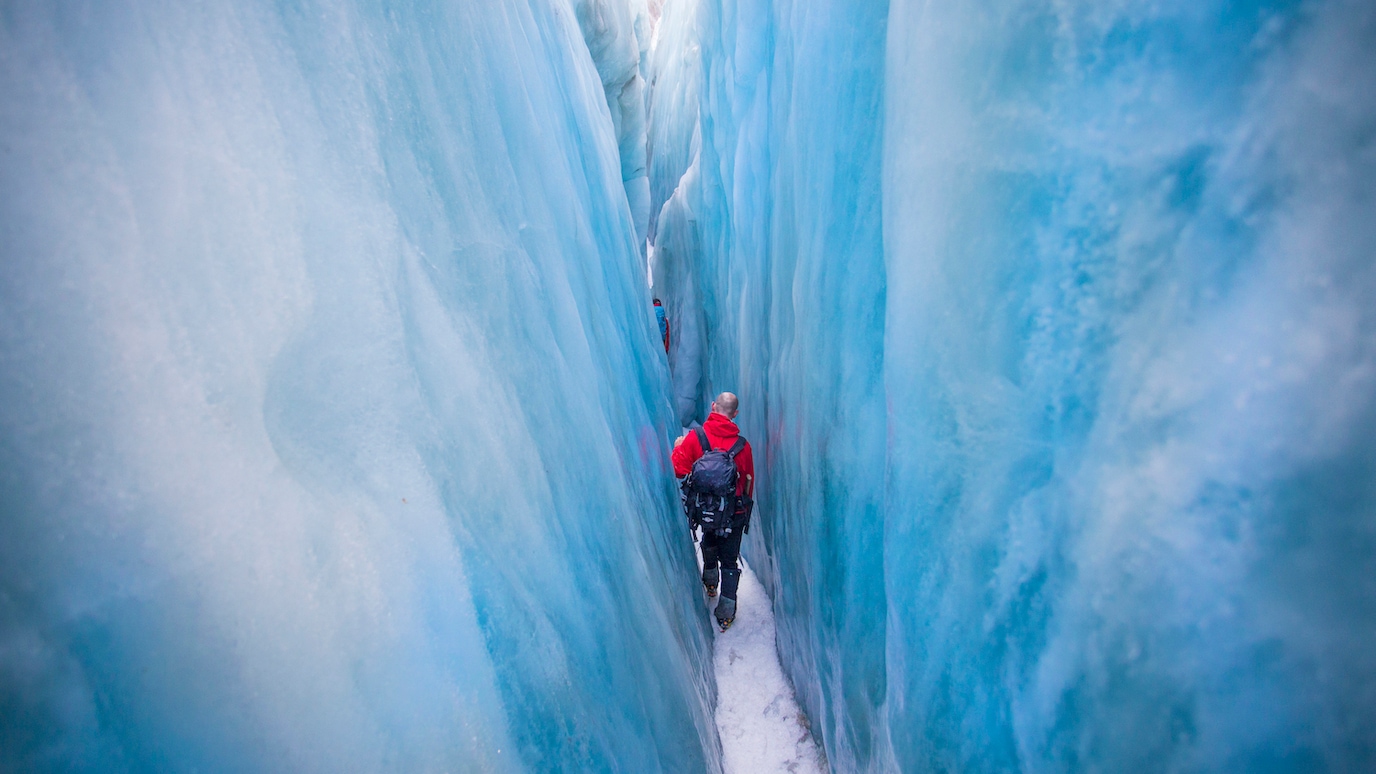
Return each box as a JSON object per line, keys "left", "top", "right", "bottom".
{"left": 726, "top": 437, "right": 747, "bottom": 458}
{"left": 694, "top": 427, "right": 711, "bottom": 455}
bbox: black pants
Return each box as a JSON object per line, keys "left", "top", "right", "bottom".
{"left": 700, "top": 526, "right": 744, "bottom": 601}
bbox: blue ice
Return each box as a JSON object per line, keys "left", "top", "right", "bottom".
{"left": 648, "top": 0, "right": 1376, "bottom": 771}
{"left": 4, "top": 0, "right": 1376, "bottom": 771}
{"left": 1, "top": 1, "right": 716, "bottom": 771}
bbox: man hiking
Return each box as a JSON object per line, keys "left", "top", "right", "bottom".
{"left": 672, "top": 392, "right": 754, "bottom": 631}
{"left": 653, "top": 297, "right": 670, "bottom": 353}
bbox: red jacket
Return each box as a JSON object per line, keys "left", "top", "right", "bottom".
{"left": 672, "top": 412, "right": 755, "bottom": 504}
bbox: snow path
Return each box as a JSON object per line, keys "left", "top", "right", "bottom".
{"left": 700, "top": 551, "right": 826, "bottom": 774}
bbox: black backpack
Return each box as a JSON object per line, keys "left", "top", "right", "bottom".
{"left": 682, "top": 427, "right": 747, "bottom": 536}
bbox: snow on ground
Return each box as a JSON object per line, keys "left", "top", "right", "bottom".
{"left": 701, "top": 552, "right": 826, "bottom": 774}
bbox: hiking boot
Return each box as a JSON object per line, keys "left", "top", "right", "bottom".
{"left": 714, "top": 597, "right": 736, "bottom": 631}
{"left": 702, "top": 568, "right": 720, "bottom": 598}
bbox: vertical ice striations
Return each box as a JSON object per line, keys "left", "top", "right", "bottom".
{"left": 882, "top": 2, "right": 1376, "bottom": 770}
{"left": 0, "top": 1, "right": 720, "bottom": 771}
{"left": 645, "top": 0, "right": 710, "bottom": 424}
{"left": 648, "top": 0, "right": 1376, "bottom": 770}
{"left": 647, "top": 0, "right": 890, "bottom": 765}
{"left": 574, "top": 0, "right": 655, "bottom": 254}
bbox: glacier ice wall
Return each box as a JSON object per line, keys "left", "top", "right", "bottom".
{"left": 648, "top": 0, "right": 1376, "bottom": 770}
{"left": 0, "top": 1, "right": 720, "bottom": 771}
{"left": 574, "top": 0, "right": 654, "bottom": 253}
{"left": 644, "top": 0, "right": 709, "bottom": 425}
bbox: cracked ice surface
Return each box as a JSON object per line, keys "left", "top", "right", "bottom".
{"left": 709, "top": 558, "right": 824, "bottom": 774}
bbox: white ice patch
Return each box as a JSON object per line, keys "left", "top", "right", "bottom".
{"left": 700, "top": 552, "right": 825, "bottom": 774}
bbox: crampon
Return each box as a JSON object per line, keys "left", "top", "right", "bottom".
{"left": 714, "top": 597, "right": 736, "bottom": 632}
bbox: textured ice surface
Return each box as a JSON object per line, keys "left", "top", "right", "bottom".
{"left": 648, "top": 0, "right": 1376, "bottom": 770}
{"left": 6, "top": 0, "right": 1375, "bottom": 770}
{"left": 0, "top": 2, "right": 719, "bottom": 771}
{"left": 705, "top": 556, "right": 824, "bottom": 774}
{"left": 645, "top": 0, "right": 709, "bottom": 425}
{"left": 574, "top": 0, "right": 654, "bottom": 252}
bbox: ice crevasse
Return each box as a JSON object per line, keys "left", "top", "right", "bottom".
{"left": 1, "top": 1, "right": 717, "bottom": 771}
{"left": 649, "top": 0, "right": 1376, "bottom": 771}
{"left": 3, "top": 1, "right": 1376, "bottom": 773}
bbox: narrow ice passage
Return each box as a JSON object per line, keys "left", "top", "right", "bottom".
{"left": 3, "top": 0, "right": 1376, "bottom": 771}
{"left": 698, "top": 552, "right": 825, "bottom": 774}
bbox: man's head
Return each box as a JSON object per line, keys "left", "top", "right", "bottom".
{"left": 653, "top": 298, "right": 661, "bottom": 305}
{"left": 711, "top": 392, "right": 739, "bottom": 419}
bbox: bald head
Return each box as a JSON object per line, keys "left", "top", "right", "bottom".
{"left": 711, "top": 392, "right": 739, "bottom": 418}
